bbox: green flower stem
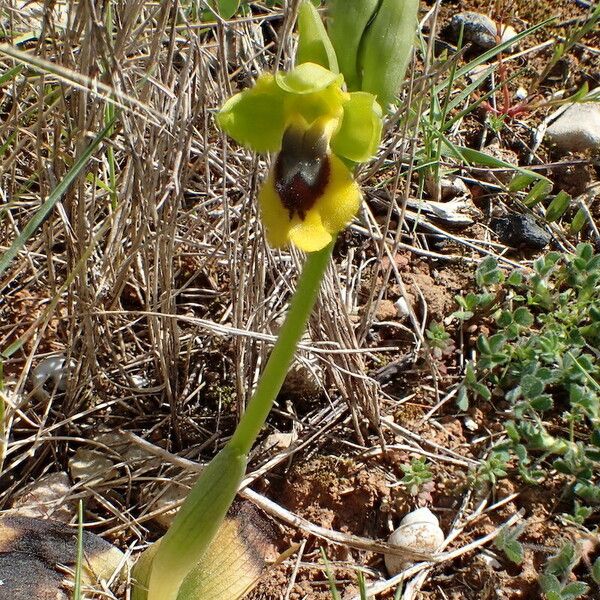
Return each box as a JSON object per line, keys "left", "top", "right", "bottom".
{"left": 229, "top": 241, "right": 333, "bottom": 455}
{"left": 145, "top": 445, "right": 247, "bottom": 600}
{"left": 140, "top": 241, "right": 333, "bottom": 600}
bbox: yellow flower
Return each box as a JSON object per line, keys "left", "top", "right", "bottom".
{"left": 217, "top": 63, "right": 382, "bottom": 252}
{"left": 258, "top": 118, "right": 360, "bottom": 251}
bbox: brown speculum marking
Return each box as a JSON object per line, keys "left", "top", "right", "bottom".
{"left": 274, "top": 123, "right": 330, "bottom": 221}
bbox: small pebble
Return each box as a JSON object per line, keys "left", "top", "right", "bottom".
{"left": 394, "top": 297, "right": 411, "bottom": 319}
{"left": 478, "top": 552, "right": 502, "bottom": 570}
{"left": 464, "top": 416, "right": 478, "bottom": 432}
{"left": 490, "top": 214, "right": 551, "bottom": 250}
{"left": 515, "top": 86, "right": 528, "bottom": 100}
{"left": 545, "top": 103, "right": 600, "bottom": 153}
{"left": 448, "top": 12, "right": 517, "bottom": 51}
{"left": 31, "top": 355, "right": 71, "bottom": 396}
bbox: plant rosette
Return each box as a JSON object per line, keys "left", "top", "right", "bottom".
{"left": 217, "top": 62, "right": 382, "bottom": 252}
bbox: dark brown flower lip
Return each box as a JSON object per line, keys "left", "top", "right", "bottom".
{"left": 273, "top": 122, "right": 331, "bottom": 221}
{"left": 274, "top": 154, "right": 330, "bottom": 221}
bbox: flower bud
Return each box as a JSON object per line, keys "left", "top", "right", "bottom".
{"left": 358, "top": 0, "right": 419, "bottom": 111}
{"left": 327, "top": 0, "right": 379, "bottom": 91}
{"left": 297, "top": 1, "right": 339, "bottom": 72}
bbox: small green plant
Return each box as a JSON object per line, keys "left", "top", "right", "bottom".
{"left": 455, "top": 244, "right": 600, "bottom": 526}
{"left": 425, "top": 322, "right": 453, "bottom": 360}
{"left": 495, "top": 533, "right": 592, "bottom": 599}
{"left": 472, "top": 450, "right": 510, "bottom": 487}
{"left": 400, "top": 457, "right": 433, "bottom": 496}
{"left": 539, "top": 542, "right": 590, "bottom": 600}
{"left": 561, "top": 501, "right": 594, "bottom": 527}
{"left": 539, "top": 574, "right": 589, "bottom": 600}
{"left": 494, "top": 523, "right": 525, "bottom": 564}
{"left": 592, "top": 557, "right": 600, "bottom": 585}
{"left": 414, "top": 16, "right": 560, "bottom": 203}
{"left": 495, "top": 529, "right": 596, "bottom": 599}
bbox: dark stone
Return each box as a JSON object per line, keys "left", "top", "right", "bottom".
{"left": 447, "top": 12, "right": 498, "bottom": 50}
{"left": 490, "top": 214, "right": 551, "bottom": 250}
{"left": 373, "top": 355, "right": 415, "bottom": 385}
{"left": 446, "top": 12, "right": 517, "bottom": 52}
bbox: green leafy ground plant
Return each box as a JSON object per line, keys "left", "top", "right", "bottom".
{"left": 400, "top": 457, "right": 433, "bottom": 496}
{"left": 452, "top": 246, "right": 599, "bottom": 598}
{"left": 495, "top": 531, "right": 591, "bottom": 600}
{"left": 456, "top": 244, "right": 600, "bottom": 517}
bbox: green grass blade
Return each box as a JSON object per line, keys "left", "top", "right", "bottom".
{"left": 445, "top": 65, "right": 496, "bottom": 114}
{"left": 440, "top": 142, "right": 550, "bottom": 184}
{"left": 434, "top": 17, "right": 556, "bottom": 96}
{"left": 320, "top": 548, "right": 341, "bottom": 600}
{"left": 74, "top": 499, "right": 84, "bottom": 600}
{"left": 0, "top": 64, "right": 23, "bottom": 86}
{"left": 357, "top": 571, "right": 369, "bottom": 599}
{"left": 442, "top": 69, "right": 522, "bottom": 131}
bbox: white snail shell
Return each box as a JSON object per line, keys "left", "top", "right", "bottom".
{"left": 385, "top": 507, "right": 444, "bottom": 575}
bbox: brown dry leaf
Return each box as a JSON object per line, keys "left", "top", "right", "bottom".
{"left": 0, "top": 514, "right": 126, "bottom": 599}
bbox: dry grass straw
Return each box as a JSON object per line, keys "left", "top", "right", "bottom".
{"left": 0, "top": 0, "right": 402, "bottom": 536}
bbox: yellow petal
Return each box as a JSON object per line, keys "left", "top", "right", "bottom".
{"left": 258, "top": 174, "right": 291, "bottom": 248}
{"left": 317, "top": 154, "right": 361, "bottom": 233}
{"left": 288, "top": 210, "right": 332, "bottom": 252}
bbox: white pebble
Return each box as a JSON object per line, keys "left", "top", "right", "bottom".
{"left": 464, "top": 416, "right": 478, "bottom": 431}
{"left": 394, "top": 297, "right": 411, "bottom": 319}
{"left": 545, "top": 103, "right": 600, "bottom": 153}
{"left": 31, "top": 356, "right": 70, "bottom": 394}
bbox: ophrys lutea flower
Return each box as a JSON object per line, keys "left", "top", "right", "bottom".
{"left": 217, "top": 63, "right": 382, "bottom": 252}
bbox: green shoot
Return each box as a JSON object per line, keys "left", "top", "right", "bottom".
{"left": 320, "top": 547, "right": 342, "bottom": 600}
{"left": 74, "top": 500, "right": 84, "bottom": 600}
{"left": 400, "top": 457, "right": 433, "bottom": 496}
